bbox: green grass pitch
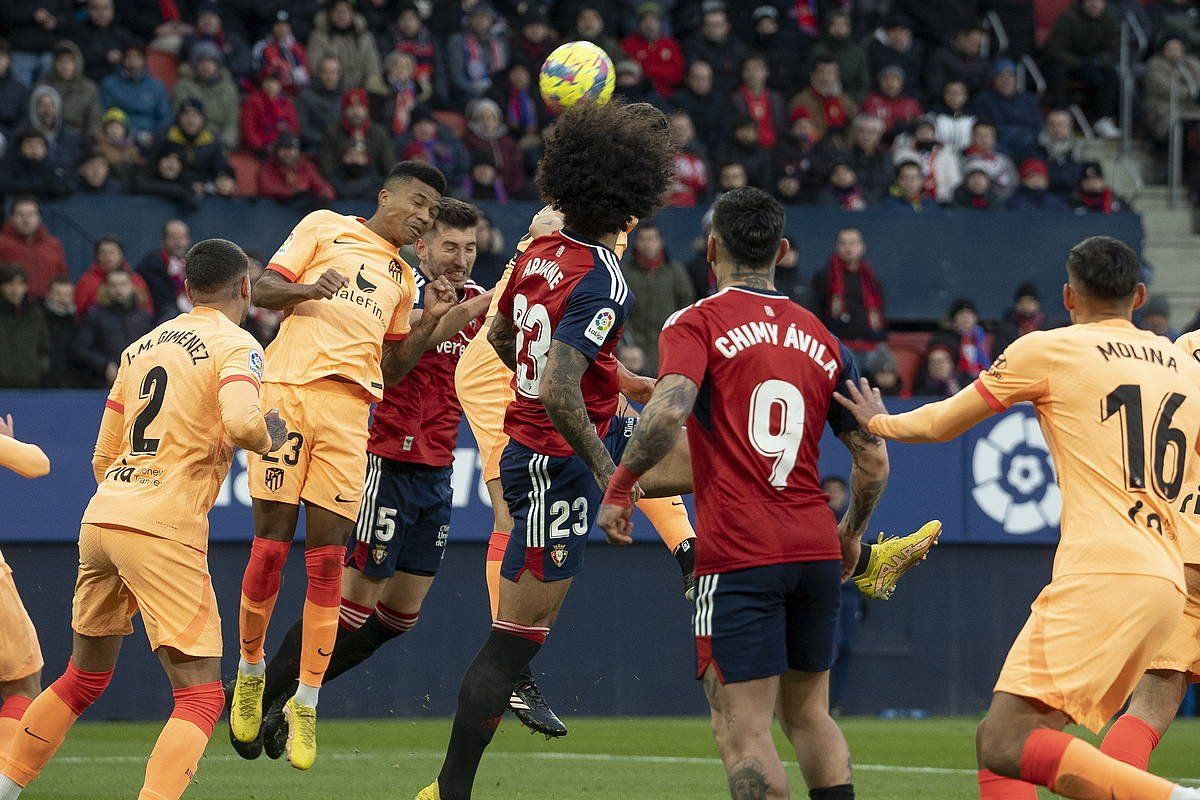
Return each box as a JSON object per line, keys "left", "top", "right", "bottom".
{"left": 31, "top": 716, "right": 1200, "bottom": 799}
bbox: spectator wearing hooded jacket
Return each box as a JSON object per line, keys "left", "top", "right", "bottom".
{"left": 156, "top": 98, "right": 234, "bottom": 195}
{"left": 0, "top": 40, "right": 30, "bottom": 140}
{"left": 0, "top": 130, "right": 72, "bottom": 201}
{"left": 0, "top": 196, "right": 67, "bottom": 298}
{"left": 308, "top": 0, "right": 387, "bottom": 96}
{"left": 960, "top": 120, "right": 1016, "bottom": 197}
{"left": 240, "top": 66, "right": 299, "bottom": 154}
{"left": 447, "top": 3, "right": 508, "bottom": 103}
{"left": 805, "top": 10, "right": 870, "bottom": 101}
{"left": 462, "top": 97, "right": 527, "bottom": 199}
{"left": 1005, "top": 158, "right": 1069, "bottom": 211}
{"left": 252, "top": 11, "right": 310, "bottom": 93}
{"left": 91, "top": 106, "right": 141, "bottom": 180}
{"left": 969, "top": 59, "right": 1042, "bottom": 156}
{"left": 100, "top": 45, "right": 171, "bottom": 145}
{"left": 68, "top": 0, "right": 140, "bottom": 84}
{"left": 38, "top": 41, "right": 102, "bottom": 139}
{"left": 318, "top": 87, "right": 394, "bottom": 198}
{"left": 172, "top": 41, "right": 240, "bottom": 148}
{"left": 27, "top": 85, "right": 81, "bottom": 173}
{"left": 621, "top": 3, "right": 686, "bottom": 97}
{"left": 258, "top": 130, "right": 334, "bottom": 203}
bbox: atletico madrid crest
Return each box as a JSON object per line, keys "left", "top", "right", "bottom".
{"left": 550, "top": 543, "right": 569, "bottom": 568}
{"left": 264, "top": 467, "right": 284, "bottom": 492}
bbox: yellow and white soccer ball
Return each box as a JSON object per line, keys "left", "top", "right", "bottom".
{"left": 538, "top": 40, "right": 615, "bottom": 114}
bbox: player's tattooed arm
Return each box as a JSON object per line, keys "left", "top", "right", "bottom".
{"left": 620, "top": 374, "right": 697, "bottom": 475}
{"left": 381, "top": 277, "right": 460, "bottom": 386}
{"left": 486, "top": 312, "right": 518, "bottom": 372}
{"left": 837, "top": 427, "right": 889, "bottom": 542}
{"left": 252, "top": 268, "right": 348, "bottom": 311}
{"left": 540, "top": 342, "right": 616, "bottom": 487}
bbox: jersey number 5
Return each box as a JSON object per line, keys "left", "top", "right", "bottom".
{"left": 749, "top": 379, "right": 806, "bottom": 489}
{"left": 512, "top": 293, "right": 551, "bottom": 398}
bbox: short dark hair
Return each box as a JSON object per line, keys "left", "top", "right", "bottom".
{"left": 0, "top": 263, "right": 26, "bottom": 285}
{"left": 185, "top": 238, "right": 249, "bottom": 293}
{"left": 385, "top": 160, "right": 447, "bottom": 196}
{"left": 1066, "top": 236, "right": 1141, "bottom": 301}
{"left": 711, "top": 187, "right": 785, "bottom": 270}
{"left": 431, "top": 197, "right": 479, "bottom": 233}
{"left": 895, "top": 160, "right": 921, "bottom": 178}
{"left": 536, "top": 100, "right": 675, "bottom": 240}
{"left": 94, "top": 235, "right": 121, "bottom": 256}
{"left": 972, "top": 119, "right": 996, "bottom": 133}
{"left": 9, "top": 195, "right": 38, "bottom": 214}
{"left": 812, "top": 57, "right": 838, "bottom": 69}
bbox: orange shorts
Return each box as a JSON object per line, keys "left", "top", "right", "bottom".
{"left": 995, "top": 573, "right": 1183, "bottom": 732}
{"left": 455, "top": 334, "right": 513, "bottom": 484}
{"left": 1147, "top": 564, "right": 1200, "bottom": 678}
{"left": 248, "top": 379, "right": 371, "bottom": 520}
{"left": 0, "top": 550, "right": 43, "bottom": 683}
{"left": 72, "top": 524, "right": 222, "bottom": 657}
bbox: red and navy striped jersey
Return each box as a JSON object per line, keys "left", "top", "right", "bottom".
{"left": 497, "top": 229, "right": 633, "bottom": 457}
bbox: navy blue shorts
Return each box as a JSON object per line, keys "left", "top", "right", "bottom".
{"left": 693, "top": 560, "right": 842, "bottom": 684}
{"left": 344, "top": 454, "right": 451, "bottom": 578}
{"left": 499, "top": 416, "right": 637, "bottom": 583}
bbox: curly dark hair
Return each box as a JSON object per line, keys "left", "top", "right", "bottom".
{"left": 536, "top": 101, "right": 675, "bottom": 241}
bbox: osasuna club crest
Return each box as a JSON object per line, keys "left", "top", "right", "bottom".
{"left": 372, "top": 543, "right": 388, "bottom": 565}
{"left": 550, "top": 543, "right": 569, "bottom": 568}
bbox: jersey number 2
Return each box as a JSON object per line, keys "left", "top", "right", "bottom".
{"left": 512, "top": 293, "right": 551, "bottom": 398}
{"left": 749, "top": 380, "right": 806, "bottom": 489}
{"left": 130, "top": 366, "right": 168, "bottom": 456}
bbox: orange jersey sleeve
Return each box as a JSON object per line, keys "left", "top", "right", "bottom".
{"left": 261, "top": 211, "right": 418, "bottom": 400}
{"left": 973, "top": 331, "right": 1053, "bottom": 411}
{"left": 83, "top": 307, "right": 267, "bottom": 551}
{"left": 0, "top": 435, "right": 50, "bottom": 479}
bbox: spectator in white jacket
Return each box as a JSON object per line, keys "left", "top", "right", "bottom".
{"left": 891, "top": 115, "right": 961, "bottom": 203}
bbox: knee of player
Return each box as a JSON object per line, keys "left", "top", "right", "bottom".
{"left": 975, "top": 717, "right": 1022, "bottom": 777}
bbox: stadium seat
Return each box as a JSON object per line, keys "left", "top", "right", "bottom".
{"left": 147, "top": 50, "right": 179, "bottom": 90}
{"left": 228, "top": 150, "right": 261, "bottom": 198}
{"left": 1034, "top": 0, "right": 1073, "bottom": 47}
{"left": 433, "top": 111, "right": 467, "bottom": 139}
{"left": 886, "top": 332, "right": 933, "bottom": 395}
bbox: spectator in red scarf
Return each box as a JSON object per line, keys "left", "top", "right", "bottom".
{"left": 621, "top": 3, "right": 685, "bottom": 97}
{"left": 1072, "top": 160, "right": 1128, "bottom": 214}
{"left": 318, "top": 86, "right": 395, "bottom": 198}
{"left": 397, "top": 109, "right": 469, "bottom": 187}
{"left": 512, "top": 7, "right": 558, "bottom": 68}
{"left": 447, "top": 3, "right": 508, "bottom": 103}
{"left": 380, "top": 50, "right": 431, "bottom": 138}
{"left": 861, "top": 66, "right": 924, "bottom": 138}
{"left": 810, "top": 227, "right": 888, "bottom": 354}
{"left": 462, "top": 97, "right": 527, "bottom": 198}
{"left": 730, "top": 54, "right": 785, "bottom": 151}
{"left": 388, "top": 5, "right": 438, "bottom": 98}
{"left": 258, "top": 130, "right": 335, "bottom": 204}
{"left": 240, "top": 66, "right": 299, "bottom": 154}
{"left": 953, "top": 160, "right": 1001, "bottom": 209}
{"left": 915, "top": 344, "right": 963, "bottom": 397}
{"left": 994, "top": 282, "right": 1049, "bottom": 353}
{"left": 788, "top": 58, "right": 858, "bottom": 143}
{"left": 666, "top": 109, "right": 709, "bottom": 207}
{"left": 817, "top": 158, "right": 869, "bottom": 210}
{"left": 74, "top": 234, "right": 152, "bottom": 317}
{"left": 487, "top": 61, "right": 544, "bottom": 151}
{"left": 134, "top": 218, "right": 190, "bottom": 318}
{"left": 931, "top": 298, "right": 990, "bottom": 383}
{"left": 252, "top": 11, "right": 309, "bottom": 94}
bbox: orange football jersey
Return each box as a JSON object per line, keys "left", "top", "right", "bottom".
{"left": 264, "top": 210, "right": 417, "bottom": 400}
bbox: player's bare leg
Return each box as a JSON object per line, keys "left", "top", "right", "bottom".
{"left": 230, "top": 499, "right": 297, "bottom": 756}
{"left": 0, "top": 634, "right": 120, "bottom": 799}
{"left": 976, "top": 691, "right": 1200, "bottom": 800}
{"left": 701, "top": 667, "right": 788, "bottom": 800}
{"left": 1100, "top": 670, "right": 1188, "bottom": 770}
{"left": 0, "top": 673, "right": 40, "bottom": 756}
{"left": 142, "top": 649, "right": 223, "bottom": 800}
{"left": 430, "top": 573, "right": 571, "bottom": 799}
{"left": 483, "top": 478, "right": 514, "bottom": 621}
{"left": 776, "top": 669, "right": 854, "bottom": 796}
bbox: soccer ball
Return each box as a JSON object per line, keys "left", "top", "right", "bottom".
{"left": 539, "top": 41, "right": 615, "bottom": 113}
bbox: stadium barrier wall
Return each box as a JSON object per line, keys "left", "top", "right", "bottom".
{"left": 1, "top": 390, "right": 1065, "bottom": 718}
{"left": 41, "top": 196, "right": 1143, "bottom": 322}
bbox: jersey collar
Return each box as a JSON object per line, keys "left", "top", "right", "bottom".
{"left": 727, "top": 285, "right": 785, "bottom": 298}
{"left": 558, "top": 228, "right": 617, "bottom": 257}
{"left": 354, "top": 217, "right": 401, "bottom": 254}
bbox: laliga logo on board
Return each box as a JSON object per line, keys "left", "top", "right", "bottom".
{"left": 971, "top": 410, "right": 1061, "bottom": 535}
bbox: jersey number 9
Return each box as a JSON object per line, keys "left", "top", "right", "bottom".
{"left": 749, "top": 379, "right": 806, "bottom": 489}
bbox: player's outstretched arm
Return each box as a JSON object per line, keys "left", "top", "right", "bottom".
{"left": 834, "top": 377, "right": 995, "bottom": 443}
{"left": 420, "top": 288, "right": 494, "bottom": 352}
{"left": 381, "top": 276, "right": 461, "bottom": 386}
{"left": 92, "top": 401, "right": 124, "bottom": 483}
{"left": 540, "top": 341, "right": 617, "bottom": 489}
{"left": 616, "top": 359, "right": 656, "bottom": 404}
{"left": 0, "top": 414, "right": 50, "bottom": 479}
{"left": 486, "top": 311, "right": 518, "bottom": 371}
{"left": 598, "top": 374, "right": 698, "bottom": 545}
{"left": 252, "top": 268, "right": 348, "bottom": 311}
{"left": 217, "top": 379, "right": 283, "bottom": 455}
{"left": 835, "top": 427, "right": 889, "bottom": 578}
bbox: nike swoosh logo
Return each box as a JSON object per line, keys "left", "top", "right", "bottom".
{"left": 241, "top": 636, "right": 262, "bottom": 646}
{"left": 334, "top": 494, "right": 355, "bottom": 503}
{"left": 370, "top": 382, "right": 383, "bottom": 389}
{"left": 332, "top": 237, "right": 355, "bottom": 244}
{"left": 24, "top": 727, "right": 51, "bottom": 744}
{"left": 317, "top": 648, "right": 332, "bottom": 657}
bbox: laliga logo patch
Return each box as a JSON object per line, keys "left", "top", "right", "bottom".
{"left": 550, "top": 543, "right": 569, "bottom": 568}
{"left": 584, "top": 308, "right": 616, "bottom": 346}
{"left": 248, "top": 351, "right": 264, "bottom": 380}
{"left": 972, "top": 410, "right": 1060, "bottom": 535}
{"left": 273, "top": 230, "right": 295, "bottom": 259}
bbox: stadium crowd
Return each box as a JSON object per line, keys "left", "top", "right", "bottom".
{"left": 0, "top": 0, "right": 1195, "bottom": 390}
